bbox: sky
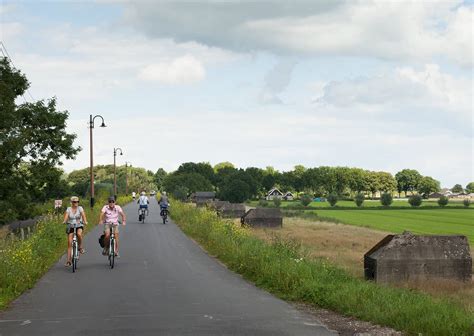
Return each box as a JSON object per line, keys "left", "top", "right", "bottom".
{"left": 0, "top": 0, "right": 472, "bottom": 187}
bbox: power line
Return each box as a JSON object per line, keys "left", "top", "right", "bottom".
{"left": 0, "top": 41, "right": 35, "bottom": 102}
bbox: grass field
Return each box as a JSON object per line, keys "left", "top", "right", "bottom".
{"left": 307, "top": 209, "right": 474, "bottom": 244}
{"left": 247, "top": 199, "right": 469, "bottom": 208}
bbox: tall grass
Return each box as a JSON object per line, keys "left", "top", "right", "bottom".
{"left": 0, "top": 196, "right": 131, "bottom": 309}
{"left": 171, "top": 201, "right": 473, "bottom": 336}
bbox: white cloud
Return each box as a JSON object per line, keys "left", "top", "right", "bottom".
{"left": 0, "top": 22, "right": 23, "bottom": 41}
{"left": 138, "top": 55, "right": 205, "bottom": 84}
{"left": 124, "top": 1, "right": 472, "bottom": 67}
{"left": 259, "top": 60, "right": 297, "bottom": 104}
{"left": 316, "top": 64, "right": 472, "bottom": 133}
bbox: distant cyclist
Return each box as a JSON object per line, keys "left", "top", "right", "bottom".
{"left": 132, "top": 191, "right": 136, "bottom": 201}
{"left": 138, "top": 191, "right": 149, "bottom": 215}
{"left": 158, "top": 191, "right": 170, "bottom": 217}
{"left": 99, "top": 197, "right": 126, "bottom": 257}
{"left": 62, "top": 196, "right": 88, "bottom": 267}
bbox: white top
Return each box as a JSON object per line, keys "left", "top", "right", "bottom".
{"left": 138, "top": 195, "right": 149, "bottom": 206}
{"left": 132, "top": 192, "right": 136, "bottom": 197}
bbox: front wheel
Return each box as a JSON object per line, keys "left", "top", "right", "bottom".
{"left": 109, "top": 239, "right": 115, "bottom": 269}
{"left": 72, "top": 242, "right": 78, "bottom": 273}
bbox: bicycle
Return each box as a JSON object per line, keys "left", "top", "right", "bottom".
{"left": 138, "top": 207, "right": 147, "bottom": 224}
{"left": 71, "top": 223, "right": 80, "bottom": 273}
{"left": 107, "top": 224, "right": 117, "bottom": 269}
{"left": 160, "top": 206, "right": 168, "bottom": 224}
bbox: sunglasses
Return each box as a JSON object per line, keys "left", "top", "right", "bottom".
{"left": 72, "top": 201, "right": 79, "bottom": 203}
{"left": 108, "top": 200, "right": 115, "bottom": 203}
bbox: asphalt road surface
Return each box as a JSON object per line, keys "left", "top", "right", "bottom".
{"left": 0, "top": 199, "right": 336, "bottom": 336}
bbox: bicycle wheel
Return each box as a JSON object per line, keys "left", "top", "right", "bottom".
{"left": 142, "top": 211, "right": 145, "bottom": 224}
{"left": 162, "top": 212, "right": 166, "bottom": 224}
{"left": 109, "top": 238, "right": 115, "bottom": 269}
{"left": 72, "top": 242, "right": 77, "bottom": 273}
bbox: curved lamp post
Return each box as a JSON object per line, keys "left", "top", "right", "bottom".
{"left": 89, "top": 115, "right": 106, "bottom": 208}
{"left": 113, "top": 148, "right": 123, "bottom": 200}
{"left": 125, "top": 161, "right": 132, "bottom": 195}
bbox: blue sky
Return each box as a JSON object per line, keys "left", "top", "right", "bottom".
{"left": 1, "top": 0, "right": 472, "bottom": 187}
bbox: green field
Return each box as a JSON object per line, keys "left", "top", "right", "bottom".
{"left": 247, "top": 199, "right": 469, "bottom": 208}
{"left": 310, "top": 209, "right": 474, "bottom": 244}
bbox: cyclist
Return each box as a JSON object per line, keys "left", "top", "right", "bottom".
{"left": 158, "top": 191, "right": 170, "bottom": 218}
{"left": 137, "top": 191, "right": 149, "bottom": 215}
{"left": 99, "top": 197, "right": 126, "bottom": 257}
{"left": 62, "top": 196, "right": 88, "bottom": 267}
{"left": 132, "top": 191, "right": 136, "bottom": 201}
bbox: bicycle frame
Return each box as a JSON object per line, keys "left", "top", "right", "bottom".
{"left": 71, "top": 224, "right": 79, "bottom": 273}
{"left": 107, "top": 224, "right": 116, "bottom": 269}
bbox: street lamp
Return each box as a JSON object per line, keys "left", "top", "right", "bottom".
{"left": 113, "top": 147, "right": 123, "bottom": 200}
{"left": 125, "top": 161, "right": 132, "bottom": 195}
{"left": 89, "top": 114, "right": 106, "bottom": 208}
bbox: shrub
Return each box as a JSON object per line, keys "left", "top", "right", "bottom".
{"left": 327, "top": 193, "right": 338, "bottom": 207}
{"left": 408, "top": 194, "right": 423, "bottom": 207}
{"left": 258, "top": 198, "right": 268, "bottom": 207}
{"left": 380, "top": 193, "right": 393, "bottom": 207}
{"left": 463, "top": 199, "right": 470, "bottom": 207}
{"left": 354, "top": 193, "right": 365, "bottom": 207}
{"left": 273, "top": 197, "right": 281, "bottom": 207}
{"left": 300, "top": 194, "right": 312, "bottom": 207}
{"left": 438, "top": 196, "right": 449, "bottom": 207}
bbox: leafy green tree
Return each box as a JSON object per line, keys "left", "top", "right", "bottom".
{"left": 438, "top": 196, "right": 449, "bottom": 207}
{"left": 154, "top": 168, "right": 167, "bottom": 190}
{"left": 258, "top": 198, "right": 268, "bottom": 207}
{"left": 0, "top": 58, "right": 80, "bottom": 221}
{"left": 408, "top": 194, "right": 423, "bottom": 207}
{"left": 366, "top": 171, "right": 381, "bottom": 198}
{"left": 327, "top": 193, "right": 338, "bottom": 207}
{"left": 164, "top": 172, "right": 213, "bottom": 196}
{"left": 213, "top": 161, "right": 234, "bottom": 172}
{"left": 300, "top": 194, "right": 312, "bottom": 207}
{"left": 380, "top": 192, "right": 393, "bottom": 207}
{"left": 355, "top": 193, "right": 365, "bottom": 207}
{"left": 451, "top": 184, "right": 464, "bottom": 193}
{"left": 395, "top": 169, "right": 422, "bottom": 196}
{"left": 418, "top": 176, "right": 440, "bottom": 197}
{"left": 177, "top": 162, "right": 215, "bottom": 184}
{"left": 218, "top": 179, "right": 251, "bottom": 203}
{"left": 377, "top": 172, "right": 397, "bottom": 193}
{"left": 465, "top": 182, "right": 474, "bottom": 194}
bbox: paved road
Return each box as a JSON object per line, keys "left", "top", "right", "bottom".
{"left": 0, "top": 199, "right": 336, "bottom": 335}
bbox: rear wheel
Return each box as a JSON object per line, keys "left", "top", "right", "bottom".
{"left": 142, "top": 210, "right": 145, "bottom": 224}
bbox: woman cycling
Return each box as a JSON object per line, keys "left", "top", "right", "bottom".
{"left": 62, "top": 196, "right": 88, "bottom": 267}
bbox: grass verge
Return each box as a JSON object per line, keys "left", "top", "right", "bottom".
{"left": 171, "top": 201, "right": 473, "bottom": 336}
{"left": 0, "top": 196, "right": 131, "bottom": 310}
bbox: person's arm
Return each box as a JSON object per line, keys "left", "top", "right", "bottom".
{"left": 63, "top": 211, "right": 68, "bottom": 224}
{"left": 99, "top": 210, "right": 105, "bottom": 224}
{"left": 121, "top": 209, "right": 127, "bottom": 226}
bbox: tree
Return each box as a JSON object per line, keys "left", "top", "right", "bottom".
{"left": 355, "top": 193, "right": 365, "bottom": 207}
{"left": 418, "top": 176, "right": 440, "bottom": 197}
{"left": 300, "top": 194, "right": 312, "bottom": 207}
{"left": 465, "top": 182, "right": 474, "bottom": 194}
{"left": 164, "top": 172, "right": 213, "bottom": 197}
{"left": 408, "top": 194, "right": 422, "bottom": 207}
{"left": 327, "top": 193, "right": 338, "bottom": 207}
{"left": 451, "top": 184, "right": 464, "bottom": 193}
{"left": 176, "top": 162, "right": 215, "bottom": 184}
{"left": 219, "top": 179, "right": 251, "bottom": 203}
{"left": 380, "top": 193, "right": 393, "bottom": 207}
{"left": 438, "top": 196, "right": 449, "bottom": 207}
{"left": 154, "top": 168, "right": 167, "bottom": 190}
{"left": 395, "top": 169, "right": 422, "bottom": 196}
{"left": 273, "top": 197, "right": 281, "bottom": 207}
{"left": 213, "top": 161, "right": 234, "bottom": 172}
{"left": 0, "top": 58, "right": 80, "bottom": 221}
{"left": 463, "top": 199, "right": 471, "bottom": 207}
{"left": 377, "top": 172, "right": 397, "bottom": 193}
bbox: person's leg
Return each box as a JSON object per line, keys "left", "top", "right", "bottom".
{"left": 103, "top": 226, "right": 111, "bottom": 254}
{"left": 77, "top": 228, "right": 84, "bottom": 252}
{"left": 115, "top": 231, "right": 120, "bottom": 255}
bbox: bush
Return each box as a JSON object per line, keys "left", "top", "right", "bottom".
{"left": 354, "top": 193, "right": 365, "bottom": 207}
{"left": 258, "top": 198, "right": 268, "bottom": 207}
{"left": 327, "top": 193, "right": 338, "bottom": 207}
{"left": 408, "top": 194, "right": 423, "bottom": 207}
{"left": 273, "top": 197, "right": 281, "bottom": 207}
{"left": 438, "top": 196, "right": 449, "bottom": 207}
{"left": 300, "top": 194, "right": 312, "bottom": 207}
{"left": 463, "top": 199, "right": 470, "bottom": 207}
{"left": 380, "top": 193, "right": 393, "bottom": 207}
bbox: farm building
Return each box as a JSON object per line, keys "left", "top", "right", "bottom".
{"left": 283, "top": 192, "right": 294, "bottom": 201}
{"left": 364, "top": 231, "right": 472, "bottom": 283}
{"left": 191, "top": 191, "right": 216, "bottom": 207}
{"left": 266, "top": 188, "right": 283, "bottom": 200}
{"left": 241, "top": 208, "right": 283, "bottom": 228}
{"left": 218, "top": 203, "right": 246, "bottom": 218}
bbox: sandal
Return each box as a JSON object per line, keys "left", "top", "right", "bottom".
{"left": 65, "top": 261, "right": 72, "bottom": 267}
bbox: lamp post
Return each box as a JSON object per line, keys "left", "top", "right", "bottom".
{"left": 125, "top": 161, "right": 132, "bottom": 195}
{"left": 113, "top": 147, "right": 123, "bottom": 200}
{"left": 89, "top": 114, "right": 106, "bottom": 208}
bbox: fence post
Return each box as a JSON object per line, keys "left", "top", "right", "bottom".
{"left": 20, "top": 228, "right": 25, "bottom": 241}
